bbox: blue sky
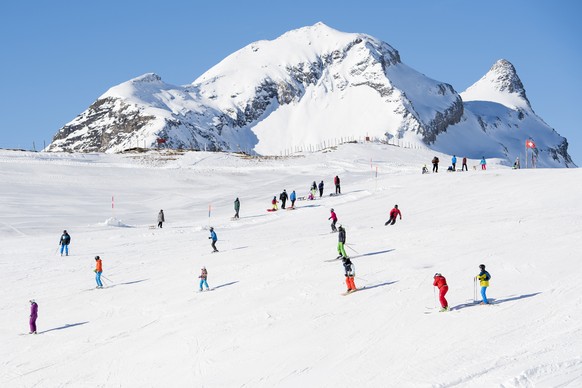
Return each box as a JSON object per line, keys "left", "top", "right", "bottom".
{"left": 1, "top": 0, "right": 580, "bottom": 163}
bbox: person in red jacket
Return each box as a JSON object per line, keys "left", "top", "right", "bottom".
{"left": 384, "top": 205, "right": 402, "bottom": 226}
{"left": 433, "top": 273, "right": 449, "bottom": 312}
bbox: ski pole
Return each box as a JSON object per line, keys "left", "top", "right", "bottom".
{"left": 346, "top": 244, "right": 359, "bottom": 254}
{"left": 101, "top": 274, "right": 113, "bottom": 283}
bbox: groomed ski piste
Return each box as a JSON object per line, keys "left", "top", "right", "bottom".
{"left": 0, "top": 143, "right": 581, "bottom": 387}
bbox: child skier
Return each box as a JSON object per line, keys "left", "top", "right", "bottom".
{"left": 433, "top": 273, "right": 449, "bottom": 312}
{"left": 209, "top": 227, "right": 218, "bottom": 252}
{"left": 476, "top": 264, "right": 491, "bottom": 304}
{"left": 59, "top": 230, "right": 71, "bottom": 256}
{"left": 29, "top": 299, "right": 38, "bottom": 334}
{"left": 384, "top": 205, "right": 402, "bottom": 226}
{"left": 342, "top": 257, "right": 356, "bottom": 292}
{"left": 337, "top": 225, "right": 348, "bottom": 259}
{"left": 94, "top": 256, "right": 103, "bottom": 288}
{"left": 329, "top": 208, "right": 338, "bottom": 232}
{"left": 480, "top": 157, "right": 487, "bottom": 170}
{"left": 199, "top": 266, "right": 210, "bottom": 291}
{"left": 271, "top": 196, "right": 278, "bottom": 211}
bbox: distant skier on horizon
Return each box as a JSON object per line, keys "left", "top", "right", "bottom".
{"left": 318, "top": 180, "right": 324, "bottom": 198}
{"left": 462, "top": 157, "right": 468, "bottom": 171}
{"left": 433, "top": 273, "right": 449, "bottom": 312}
{"left": 334, "top": 175, "right": 341, "bottom": 194}
{"left": 451, "top": 155, "right": 457, "bottom": 171}
{"left": 59, "top": 230, "right": 71, "bottom": 256}
{"left": 290, "top": 190, "right": 297, "bottom": 208}
{"left": 432, "top": 156, "right": 439, "bottom": 173}
{"left": 384, "top": 205, "right": 402, "bottom": 226}
{"left": 280, "top": 189, "right": 288, "bottom": 209}
{"left": 157, "top": 210, "right": 165, "bottom": 228}
{"left": 480, "top": 157, "right": 487, "bottom": 170}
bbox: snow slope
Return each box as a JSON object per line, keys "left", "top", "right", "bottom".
{"left": 1, "top": 145, "right": 581, "bottom": 387}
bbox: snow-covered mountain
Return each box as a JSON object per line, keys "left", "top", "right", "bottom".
{"left": 46, "top": 23, "right": 574, "bottom": 167}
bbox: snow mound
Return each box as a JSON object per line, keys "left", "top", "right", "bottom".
{"left": 101, "top": 217, "right": 132, "bottom": 228}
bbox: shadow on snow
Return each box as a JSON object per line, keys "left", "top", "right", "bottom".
{"left": 352, "top": 249, "right": 395, "bottom": 259}
{"left": 38, "top": 321, "right": 89, "bottom": 334}
{"left": 213, "top": 281, "right": 239, "bottom": 290}
{"left": 358, "top": 280, "right": 398, "bottom": 291}
{"left": 451, "top": 292, "right": 541, "bottom": 311}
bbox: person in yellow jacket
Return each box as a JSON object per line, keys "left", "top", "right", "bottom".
{"left": 476, "top": 264, "right": 491, "bottom": 304}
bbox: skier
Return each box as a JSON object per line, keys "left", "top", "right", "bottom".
{"left": 29, "top": 299, "right": 38, "bottom": 334}
{"left": 451, "top": 155, "right": 457, "bottom": 171}
{"left": 476, "top": 264, "right": 491, "bottom": 304}
{"left": 384, "top": 205, "right": 402, "bottom": 226}
{"left": 342, "top": 257, "right": 356, "bottom": 292}
{"left": 422, "top": 165, "right": 429, "bottom": 174}
{"left": 279, "top": 189, "right": 288, "bottom": 209}
{"left": 157, "top": 210, "right": 165, "bottom": 228}
{"left": 290, "top": 190, "right": 297, "bottom": 208}
{"left": 209, "top": 227, "right": 218, "bottom": 252}
{"left": 513, "top": 157, "right": 520, "bottom": 169}
{"left": 433, "top": 273, "right": 449, "bottom": 312}
{"left": 318, "top": 180, "right": 324, "bottom": 198}
{"left": 480, "top": 157, "right": 487, "bottom": 170}
{"left": 337, "top": 225, "right": 348, "bottom": 259}
{"left": 199, "top": 266, "right": 210, "bottom": 291}
{"left": 311, "top": 181, "right": 317, "bottom": 199}
{"left": 462, "top": 156, "right": 468, "bottom": 171}
{"left": 94, "top": 256, "right": 103, "bottom": 288}
{"left": 271, "top": 196, "right": 278, "bottom": 211}
{"left": 234, "top": 198, "right": 240, "bottom": 219}
{"left": 329, "top": 208, "right": 338, "bottom": 232}
{"left": 432, "top": 156, "right": 439, "bottom": 173}
{"left": 334, "top": 175, "right": 341, "bottom": 194}
{"left": 59, "top": 230, "right": 71, "bottom": 256}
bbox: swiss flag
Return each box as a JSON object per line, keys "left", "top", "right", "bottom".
{"left": 526, "top": 140, "right": 536, "bottom": 149}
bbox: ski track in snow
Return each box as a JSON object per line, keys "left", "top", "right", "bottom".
{"left": 0, "top": 144, "right": 581, "bottom": 387}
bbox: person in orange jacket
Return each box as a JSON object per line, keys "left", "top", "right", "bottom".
{"left": 433, "top": 273, "right": 449, "bottom": 312}
{"left": 94, "top": 256, "right": 103, "bottom": 288}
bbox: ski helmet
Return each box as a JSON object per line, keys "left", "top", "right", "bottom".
{"left": 434, "top": 273, "right": 441, "bottom": 278}
{"left": 95, "top": 255, "right": 100, "bottom": 260}
{"left": 63, "top": 230, "right": 67, "bottom": 233}
{"left": 331, "top": 208, "right": 334, "bottom": 212}
{"left": 209, "top": 227, "right": 214, "bottom": 231}
{"left": 479, "top": 264, "right": 486, "bottom": 269}
{"left": 394, "top": 205, "right": 398, "bottom": 208}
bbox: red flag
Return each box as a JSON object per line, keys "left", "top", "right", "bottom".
{"left": 526, "top": 140, "right": 536, "bottom": 149}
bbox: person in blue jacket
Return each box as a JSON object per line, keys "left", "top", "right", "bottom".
{"left": 476, "top": 264, "right": 491, "bottom": 304}
{"left": 290, "top": 190, "right": 297, "bottom": 208}
{"left": 451, "top": 155, "right": 457, "bottom": 171}
{"left": 480, "top": 157, "right": 487, "bottom": 170}
{"left": 209, "top": 227, "right": 218, "bottom": 252}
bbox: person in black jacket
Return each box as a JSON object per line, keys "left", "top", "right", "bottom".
{"left": 59, "top": 230, "right": 71, "bottom": 256}
{"left": 432, "top": 156, "right": 439, "bottom": 173}
{"left": 318, "top": 180, "right": 324, "bottom": 197}
{"left": 334, "top": 176, "right": 341, "bottom": 194}
{"left": 279, "top": 190, "right": 288, "bottom": 209}
{"left": 337, "top": 225, "right": 348, "bottom": 259}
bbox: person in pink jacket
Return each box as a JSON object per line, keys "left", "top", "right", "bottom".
{"left": 329, "top": 208, "right": 338, "bottom": 232}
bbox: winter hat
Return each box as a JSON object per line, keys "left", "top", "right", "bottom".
{"left": 29, "top": 299, "right": 35, "bottom": 303}
{"left": 479, "top": 264, "right": 486, "bottom": 269}
{"left": 394, "top": 204, "right": 398, "bottom": 208}
{"left": 331, "top": 208, "right": 334, "bottom": 212}
{"left": 63, "top": 230, "right": 67, "bottom": 233}
{"left": 209, "top": 227, "right": 214, "bottom": 231}
{"left": 434, "top": 273, "right": 442, "bottom": 278}
{"left": 95, "top": 255, "right": 100, "bottom": 260}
